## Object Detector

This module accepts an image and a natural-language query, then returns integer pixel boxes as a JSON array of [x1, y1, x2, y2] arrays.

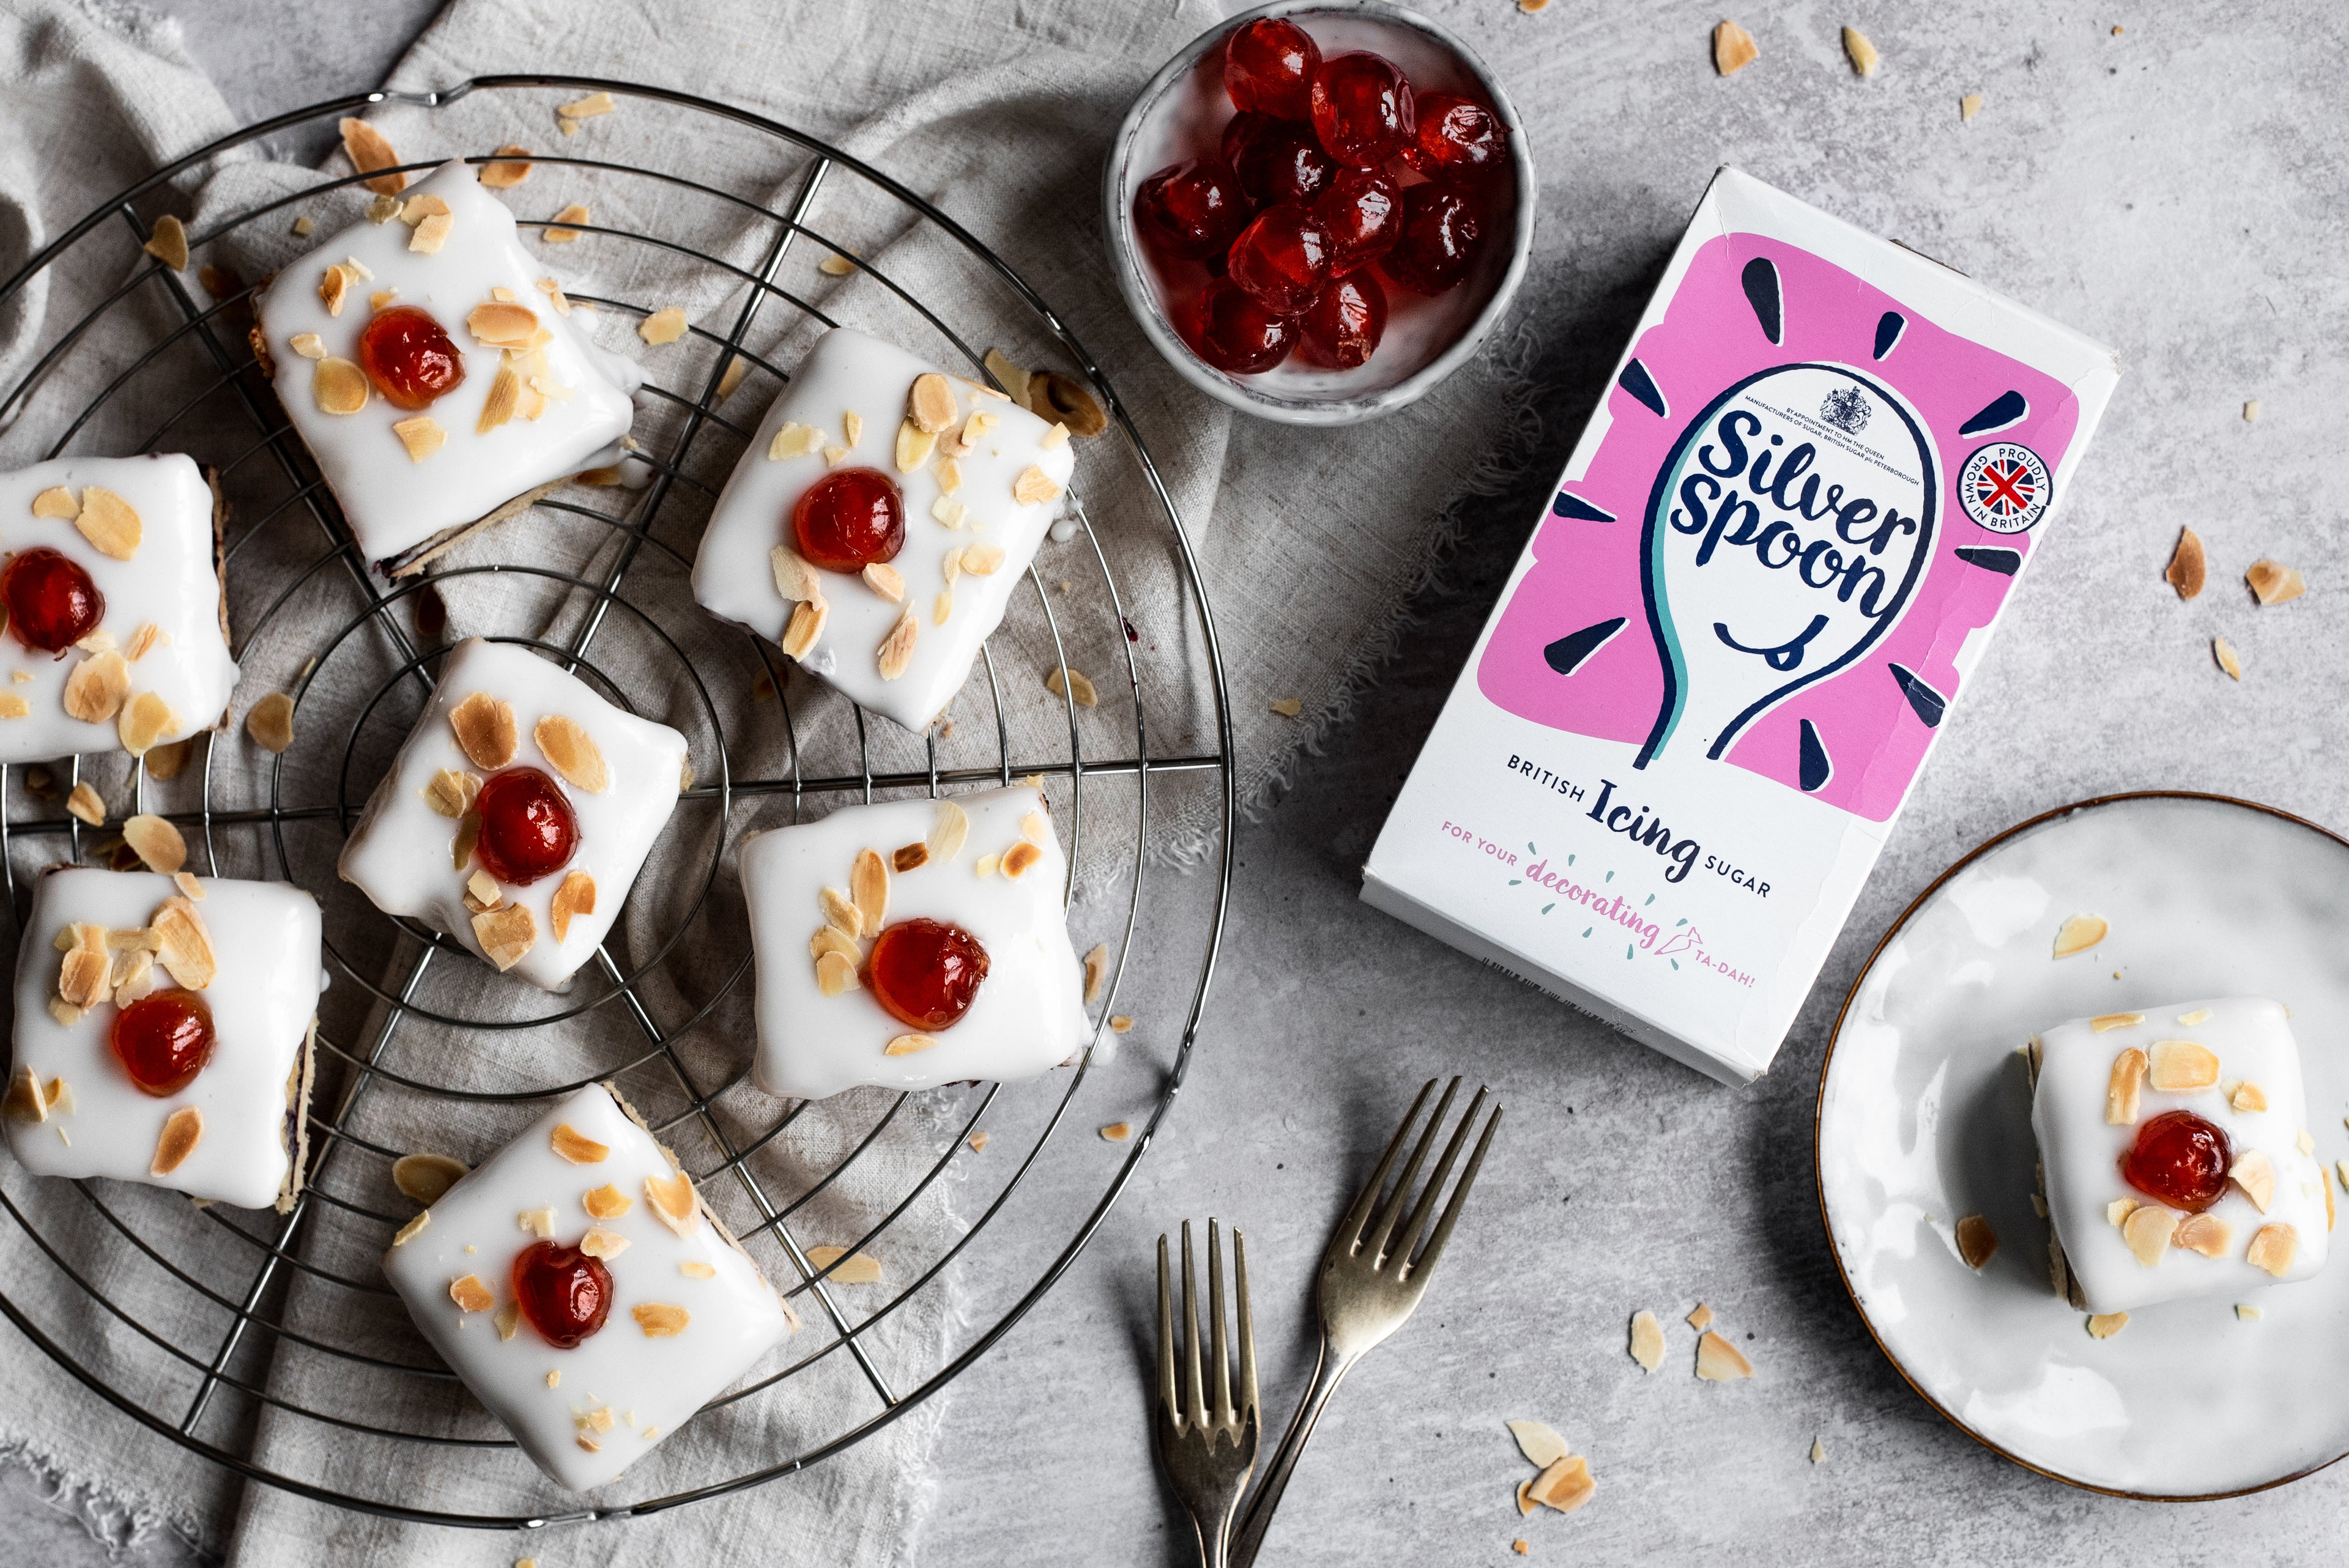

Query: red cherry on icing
[[357, 305, 466, 411], [1135, 157, 1252, 263], [512, 1239, 613, 1349], [1378, 182, 1486, 297], [1175, 277, 1298, 375], [1308, 51, 1416, 169], [1223, 17, 1322, 120], [2120, 1109, 2233, 1213], [1403, 92, 1510, 177], [1312, 167, 1403, 274], [867, 917, 992, 1032], [472, 766, 579, 886], [1226, 204, 1331, 317], [1298, 271, 1388, 370], [1, 547, 103, 653], [792, 467, 906, 574], [1226, 118, 1334, 210], [109, 991, 215, 1097]]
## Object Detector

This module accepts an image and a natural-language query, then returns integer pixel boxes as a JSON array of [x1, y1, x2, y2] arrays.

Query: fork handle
[[1226, 1337, 1357, 1568]]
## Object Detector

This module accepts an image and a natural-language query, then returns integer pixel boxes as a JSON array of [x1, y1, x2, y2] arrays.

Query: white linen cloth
[[0, 0, 1537, 1560]]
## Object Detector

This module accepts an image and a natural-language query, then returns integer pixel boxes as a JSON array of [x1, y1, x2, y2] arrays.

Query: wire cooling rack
[[0, 78, 1233, 1529]]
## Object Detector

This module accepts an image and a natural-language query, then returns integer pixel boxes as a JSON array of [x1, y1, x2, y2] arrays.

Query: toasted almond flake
[[2164, 527, 2206, 599], [967, 1130, 990, 1155], [1841, 24, 1879, 76], [2173, 1212, 2232, 1257], [639, 306, 688, 347], [1507, 1419, 1570, 1470], [2247, 558, 2307, 606], [1959, 91, 1985, 123], [472, 902, 535, 970], [973, 852, 1000, 879], [65, 486, 139, 563], [2243, 397, 2260, 420], [934, 459, 965, 499], [311, 353, 371, 416], [2177, 1008, 2214, 1027], [2086, 1312, 2129, 1339], [1515, 1478, 1537, 1517], [0, 693, 26, 720], [450, 809, 481, 871], [448, 1273, 494, 1312], [2248, 1222, 2299, 1277], [461, 868, 502, 914], [471, 363, 521, 434], [3, 1065, 46, 1125], [280, 333, 329, 367], [858, 562, 907, 604], [449, 692, 518, 769], [876, 606, 918, 681], [896, 420, 937, 472], [1110, 1015, 1135, 1034], [768, 544, 823, 604], [543, 1123, 610, 1167], [236, 693, 296, 756], [851, 848, 890, 931], [1628, 1309, 1664, 1371], [393, 1210, 431, 1246], [883, 1032, 941, 1057], [57, 948, 107, 1010], [818, 444, 849, 468], [815, 252, 856, 276], [1000, 840, 1043, 881], [2214, 635, 2243, 680], [151, 1106, 202, 1175], [1099, 1121, 1133, 1142], [120, 813, 186, 874], [2108, 1197, 2140, 1227], [820, 886, 863, 938], [2148, 1039, 2219, 1093], [384, 413, 447, 463], [364, 194, 399, 224], [815, 949, 859, 996], [2106, 1048, 2147, 1125], [931, 495, 967, 528], [1012, 465, 1062, 507], [45, 997, 82, 1027], [530, 714, 608, 794], [642, 1170, 699, 1237], [809, 925, 859, 965], [1713, 18, 1759, 74], [2123, 1203, 2178, 1265], [514, 1207, 556, 1239], [981, 349, 1033, 407], [768, 421, 822, 460], [532, 871, 593, 947], [406, 210, 454, 254], [2053, 914, 2107, 958], [466, 301, 540, 348], [1695, 1328, 1754, 1380], [1081, 942, 1110, 1004], [2091, 1012, 2144, 1033], [142, 214, 190, 270], [425, 769, 481, 819], [2232, 1081, 2269, 1113], [543, 203, 590, 242], [558, 91, 616, 120], [338, 117, 406, 194], [1041, 421, 1070, 450], [392, 1153, 468, 1205], [59, 651, 128, 728], [908, 374, 957, 435], [1526, 1454, 1594, 1514], [629, 1302, 689, 1337], [1955, 1214, 1998, 1270], [152, 895, 216, 989], [29, 486, 79, 521], [806, 1246, 883, 1284], [120, 621, 168, 665], [949, 410, 996, 456], [1011, 812, 1048, 849], [579, 1226, 630, 1260], [117, 691, 174, 756], [475, 145, 534, 187]]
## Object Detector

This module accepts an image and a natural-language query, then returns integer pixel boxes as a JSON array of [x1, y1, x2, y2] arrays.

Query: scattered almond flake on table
[[543, 204, 590, 243], [1841, 25, 1879, 76], [392, 1152, 467, 1204], [1685, 1302, 1712, 1332], [1956, 1214, 1998, 1270], [2244, 398, 2260, 421], [2164, 526, 2206, 597], [2051, 913, 2107, 958], [1518, 0, 1548, 10], [1269, 697, 1302, 717], [639, 306, 688, 346], [1694, 1330, 1753, 1381], [1627, 1309, 1664, 1372], [64, 783, 104, 826], [968, 1131, 989, 1153], [806, 1245, 882, 1284], [1809, 1435, 1826, 1463], [2213, 635, 2243, 679], [142, 215, 188, 271], [1712, 18, 1758, 75], [1959, 92, 1984, 124], [479, 146, 533, 187], [1512, 1544, 1528, 1558], [1506, 1419, 1569, 1470], [2246, 558, 2306, 605], [121, 815, 185, 873], [818, 253, 856, 276], [338, 116, 406, 195], [1044, 667, 1097, 707], [558, 91, 617, 125], [1524, 1454, 1594, 1514], [2236, 1303, 2262, 1320], [1098, 1122, 1132, 1142], [291, 215, 314, 236], [2086, 1312, 2129, 1339]]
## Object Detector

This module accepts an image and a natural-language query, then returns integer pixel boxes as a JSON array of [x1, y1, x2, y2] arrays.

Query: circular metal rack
[[0, 78, 1233, 1529]]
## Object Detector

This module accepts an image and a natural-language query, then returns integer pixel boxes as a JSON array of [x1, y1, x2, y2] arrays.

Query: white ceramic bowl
[[1104, 0, 1536, 426]]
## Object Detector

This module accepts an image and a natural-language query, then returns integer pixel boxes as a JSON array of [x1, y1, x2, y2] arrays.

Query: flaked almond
[[1508, 1419, 1570, 1470], [425, 768, 481, 818], [680, 1260, 716, 1279], [2086, 1312, 2129, 1339], [2106, 1048, 2147, 1125], [62, 651, 130, 723], [579, 1226, 630, 1260], [64, 782, 105, 826], [815, 949, 859, 996], [365, 194, 399, 223], [643, 1170, 699, 1236], [1110, 1015, 1134, 1033], [112, 948, 156, 1008], [1526, 1454, 1594, 1515], [75, 486, 141, 559], [450, 692, 518, 769], [448, 1273, 494, 1312], [883, 1032, 941, 1056], [245, 690, 295, 753], [393, 1210, 430, 1246], [768, 421, 823, 461], [549, 870, 596, 944], [782, 597, 828, 660], [2091, 1012, 2144, 1033], [2299, 1128, 2317, 1156], [0, 694, 26, 720], [284, 332, 327, 362], [2052, 914, 2108, 958], [392, 1152, 468, 1205], [479, 145, 534, 187], [518, 1206, 556, 1238], [2123, 1203, 2178, 1265], [1841, 24, 1879, 75], [2108, 1197, 2139, 1227], [2215, 635, 2243, 680], [2173, 1211, 2232, 1257], [1040, 421, 1070, 450], [119, 691, 174, 756], [885, 842, 927, 877], [151, 1106, 202, 1175], [2232, 1149, 2277, 1212], [1955, 1214, 1998, 1270], [462, 868, 502, 914], [142, 214, 190, 271], [1628, 1310, 1664, 1371], [770, 544, 822, 602], [633, 1302, 689, 1337], [2165, 527, 2206, 598], [895, 420, 937, 473], [318, 261, 353, 315], [471, 901, 536, 971], [543, 202, 590, 242], [558, 90, 617, 120], [908, 372, 958, 435], [973, 851, 1000, 879], [959, 542, 1006, 575], [1694, 1331, 1753, 1381], [932, 495, 967, 530], [876, 606, 918, 681], [386, 413, 446, 462], [863, 562, 906, 602], [122, 814, 186, 873], [639, 306, 688, 346], [2247, 1222, 2298, 1277], [1012, 465, 1062, 506], [408, 211, 453, 254], [2, 1065, 45, 1125], [809, 925, 859, 964], [807, 1245, 883, 1284], [2233, 1082, 2269, 1113], [851, 846, 889, 930], [1000, 840, 1042, 880], [339, 116, 406, 194], [451, 809, 481, 870], [492, 1300, 521, 1340], [466, 302, 540, 350], [982, 348, 1032, 405], [817, 252, 855, 276], [30, 486, 79, 520], [551, 1122, 610, 1164], [533, 714, 608, 793], [968, 1131, 990, 1153], [313, 356, 368, 414], [150, 895, 215, 989], [1031, 372, 1106, 436], [477, 364, 521, 433], [820, 885, 863, 937], [2247, 558, 2306, 606], [125, 622, 165, 661], [1099, 1122, 1133, 1142], [937, 457, 963, 494], [948, 410, 996, 456], [1687, 1303, 1714, 1331], [1044, 666, 1097, 707], [58, 944, 108, 1009], [1713, 17, 1758, 74], [45, 997, 83, 1027], [1959, 91, 1985, 124], [923, 802, 971, 867], [2148, 1039, 2219, 1093], [1083, 942, 1110, 1003]]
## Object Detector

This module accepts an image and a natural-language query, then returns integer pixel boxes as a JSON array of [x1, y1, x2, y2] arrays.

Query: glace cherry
[[1226, 117, 1334, 210], [1176, 276, 1298, 375], [792, 467, 906, 574], [2120, 1109, 2233, 1213], [1379, 183, 1486, 296], [1, 547, 103, 653], [512, 1239, 613, 1348], [109, 991, 216, 1097], [1405, 92, 1510, 177], [1134, 157, 1252, 263], [866, 917, 991, 1032], [1313, 168, 1402, 274], [1222, 17, 1321, 120], [1226, 204, 1331, 317], [1299, 271, 1387, 369], [357, 305, 466, 410], [1308, 51, 1416, 169], [472, 766, 579, 886]]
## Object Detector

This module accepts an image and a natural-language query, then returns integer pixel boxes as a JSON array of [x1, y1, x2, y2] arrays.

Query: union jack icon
[[1971, 455, 2038, 519]]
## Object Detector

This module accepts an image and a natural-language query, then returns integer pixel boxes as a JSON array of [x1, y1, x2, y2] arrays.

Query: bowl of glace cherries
[[1107, 1, 1534, 425]]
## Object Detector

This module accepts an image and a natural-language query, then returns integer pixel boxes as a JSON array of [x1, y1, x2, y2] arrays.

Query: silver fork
[[1154, 1219, 1260, 1568], [1228, 1078, 1501, 1568]]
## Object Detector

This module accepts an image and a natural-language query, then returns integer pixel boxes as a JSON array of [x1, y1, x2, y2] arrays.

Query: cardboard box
[[1362, 166, 2120, 1085]]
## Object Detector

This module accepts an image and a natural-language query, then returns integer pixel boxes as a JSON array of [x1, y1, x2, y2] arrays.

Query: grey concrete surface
[[17, 1, 2349, 1564]]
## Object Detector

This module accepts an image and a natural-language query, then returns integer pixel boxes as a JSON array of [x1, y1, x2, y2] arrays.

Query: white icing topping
[[742, 785, 1088, 1100], [3, 870, 322, 1209], [691, 328, 1076, 731], [254, 160, 636, 563], [336, 638, 686, 991], [0, 454, 239, 763], [379, 1084, 792, 1492]]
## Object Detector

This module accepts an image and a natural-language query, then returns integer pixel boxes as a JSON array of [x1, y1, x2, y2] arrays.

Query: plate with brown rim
[[1816, 791, 2349, 1498]]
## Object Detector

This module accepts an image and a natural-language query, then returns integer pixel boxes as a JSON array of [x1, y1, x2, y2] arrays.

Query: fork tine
[[1338, 1077, 1436, 1251], [1367, 1077, 1460, 1265], [1156, 1232, 1177, 1417], [1390, 1084, 1488, 1269], [1181, 1218, 1205, 1427], [1402, 1103, 1501, 1284], [1234, 1226, 1258, 1426], [1208, 1218, 1233, 1430]]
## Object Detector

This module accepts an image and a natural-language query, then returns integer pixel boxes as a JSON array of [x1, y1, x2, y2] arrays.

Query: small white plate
[[1817, 792, 2349, 1498]]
